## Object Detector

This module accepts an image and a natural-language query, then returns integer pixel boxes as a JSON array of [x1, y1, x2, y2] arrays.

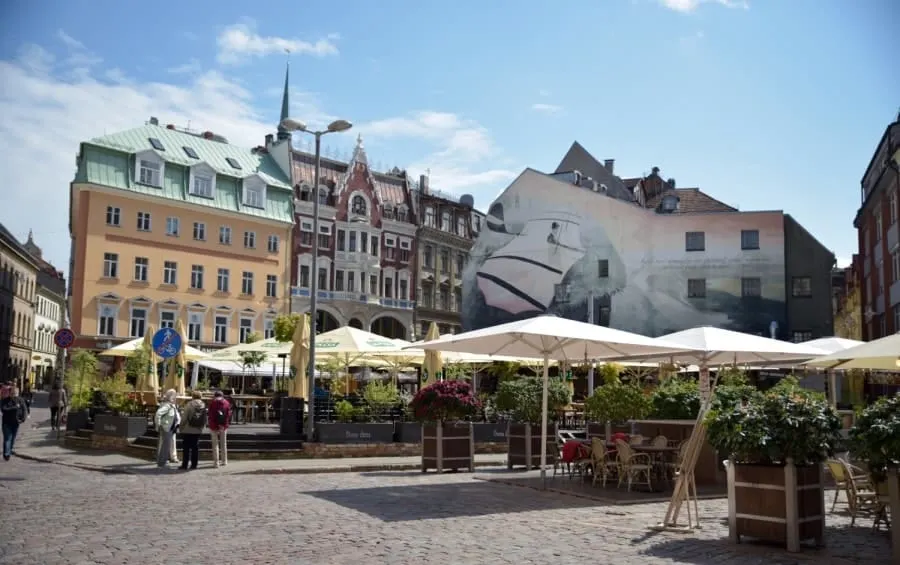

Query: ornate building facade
[[0, 222, 37, 387]]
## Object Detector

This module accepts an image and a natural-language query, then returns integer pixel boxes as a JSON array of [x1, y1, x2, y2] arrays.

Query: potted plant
[[706, 377, 841, 552], [316, 381, 397, 444], [495, 376, 570, 470], [584, 367, 651, 439], [64, 349, 97, 433], [92, 371, 148, 439], [411, 380, 480, 472]]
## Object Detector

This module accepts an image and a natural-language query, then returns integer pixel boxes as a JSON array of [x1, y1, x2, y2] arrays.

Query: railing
[[290, 287, 414, 310]]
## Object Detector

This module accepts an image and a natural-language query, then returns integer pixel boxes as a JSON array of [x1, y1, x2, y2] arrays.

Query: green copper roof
[[74, 124, 293, 224]]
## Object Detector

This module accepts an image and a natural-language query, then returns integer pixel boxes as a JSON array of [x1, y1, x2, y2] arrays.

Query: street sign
[[151, 328, 182, 359], [54, 328, 76, 349]]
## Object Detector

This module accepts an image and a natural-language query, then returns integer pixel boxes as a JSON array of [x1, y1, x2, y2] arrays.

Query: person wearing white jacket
[[154, 389, 181, 469]]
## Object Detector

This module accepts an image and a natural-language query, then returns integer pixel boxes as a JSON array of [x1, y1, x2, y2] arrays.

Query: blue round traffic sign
[[54, 328, 75, 349], [151, 328, 182, 359]]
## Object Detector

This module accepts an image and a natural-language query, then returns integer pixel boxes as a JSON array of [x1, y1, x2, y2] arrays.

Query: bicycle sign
[[54, 328, 76, 349], [151, 328, 182, 359]]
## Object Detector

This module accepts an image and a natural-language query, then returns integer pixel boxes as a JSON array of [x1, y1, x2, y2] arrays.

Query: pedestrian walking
[[1, 387, 29, 461], [153, 389, 180, 469], [207, 390, 231, 468], [179, 391, 206, 471], [48, 382, 67, 431]]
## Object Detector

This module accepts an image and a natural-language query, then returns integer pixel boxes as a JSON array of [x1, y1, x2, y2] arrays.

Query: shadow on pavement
[[305, 480, 605, 522]]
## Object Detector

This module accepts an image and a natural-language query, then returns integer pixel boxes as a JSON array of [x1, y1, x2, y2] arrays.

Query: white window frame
[[239, 316, 254, 343], [106, 206, 121, 227], [193, 222, 206, 241], [137, 212, 151, 232], [299, 221, 313, 232], [133, 257, 148, 282], [103, 253, 119, 279], [266, 274, 277, 298], [214, 314, 229, 344], [165, 216, 179, 236], [385, 237, 396, 248], [267, 235, 279, 253], [219, 225, 232, 245], [399, 238, 410, 250], [241, 271, 254, 295], [187, 311, 203, 342], [319, 224, 332, 235], [136, 153, 164, 187], [159, 309, 176, 330], [217, 268, 230, 293], [163, 261, 177, 285], [242, 177, 267, 209], [264, 317, 275, 339], [425, 207, 435, 227], [97, 303, 118, 336], [190, 165, 216, 199], [190, 265, 204, 289], [129, 306, 147, 338], [244, 231, 256, 249]]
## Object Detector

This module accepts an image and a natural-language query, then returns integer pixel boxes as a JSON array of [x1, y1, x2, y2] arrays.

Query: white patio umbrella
[[99, 336, 208, 362], [805, 333, 900, 371], [412, 314, 698, 482]]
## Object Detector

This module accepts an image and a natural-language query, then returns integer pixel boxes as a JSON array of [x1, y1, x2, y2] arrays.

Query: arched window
[[351, 195, 367, 216], [318, 188, 328, 206]]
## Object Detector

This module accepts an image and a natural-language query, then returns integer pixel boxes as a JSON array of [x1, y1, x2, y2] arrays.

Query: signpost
[[54, 328, 75, 350], [151, 328, 182, 360]]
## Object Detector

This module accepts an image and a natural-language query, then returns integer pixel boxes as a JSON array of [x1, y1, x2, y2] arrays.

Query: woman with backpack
[[179, 391, 206, 471], [153, 389, 181, 469]]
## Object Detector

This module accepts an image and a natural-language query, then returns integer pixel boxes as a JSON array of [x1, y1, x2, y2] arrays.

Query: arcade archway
[[314, 310, 340, 334], [348, 318, 364, 330], [370, 316, 407, 340]]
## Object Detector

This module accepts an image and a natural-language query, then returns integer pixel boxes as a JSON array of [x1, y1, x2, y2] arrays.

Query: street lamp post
[[280, 117, 353, 441]]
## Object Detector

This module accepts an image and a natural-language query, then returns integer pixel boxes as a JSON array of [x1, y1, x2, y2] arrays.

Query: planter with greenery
[[64, 349, 97, 432], [584, 365, 651, 439], [495, 376, 569, 470], [91, 371, 147, 438], [412, 380, 480, 472], [316, 381, 397, 444], [707, 377, 840, 552]]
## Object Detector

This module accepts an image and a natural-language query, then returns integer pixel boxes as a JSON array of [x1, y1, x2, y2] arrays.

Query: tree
[[123, 342, 152, 385], [834, 287, 862, 340], [274, 314, 303, 342], [66, 349, 98, 410], [239, 332, 268, 372]]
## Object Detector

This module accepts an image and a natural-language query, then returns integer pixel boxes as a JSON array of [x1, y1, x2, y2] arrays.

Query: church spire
[[351, 134, 368, 165], [276, 61, 291, 141]]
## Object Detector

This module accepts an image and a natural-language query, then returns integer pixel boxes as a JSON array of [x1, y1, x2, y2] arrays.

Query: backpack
[[213, 400, 228, 427], [187, 405, 206, 428]]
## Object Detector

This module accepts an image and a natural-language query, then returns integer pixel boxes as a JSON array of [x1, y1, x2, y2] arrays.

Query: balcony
[[291, 287, 414, 310]]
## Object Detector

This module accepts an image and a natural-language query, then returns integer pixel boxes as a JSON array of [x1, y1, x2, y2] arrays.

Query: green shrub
[[849, 393, 900, 480], [494, 376, 571, 424], [362, 380, 399, 421], [650, 378, 700, 420], [335, 400, 355, 423], [584, 381, 651, 423]]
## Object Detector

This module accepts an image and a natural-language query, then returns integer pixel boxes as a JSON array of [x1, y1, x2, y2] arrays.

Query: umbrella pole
[[539, 353, 550, 489]]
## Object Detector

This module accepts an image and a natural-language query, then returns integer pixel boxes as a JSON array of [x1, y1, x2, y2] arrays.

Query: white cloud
[[217, 23, 338, 64], [57, 29, 85, 50], [531, 103, 562, 114], [660, 0, 748, 12]]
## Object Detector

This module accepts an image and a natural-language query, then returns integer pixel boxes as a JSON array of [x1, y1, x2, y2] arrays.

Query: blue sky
[[0, 0, 897, 274]]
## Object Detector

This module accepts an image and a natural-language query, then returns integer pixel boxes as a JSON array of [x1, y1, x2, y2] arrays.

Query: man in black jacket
[[1, 387, 28, 461]]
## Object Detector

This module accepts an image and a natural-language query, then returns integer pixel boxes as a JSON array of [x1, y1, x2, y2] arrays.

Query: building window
[[349, 231, 357, 252], [439, 287, 450, 310], [103, 253, 118, 278], [192, 174, 214, 198], [299, 265, 310, 288], [360, 273, 367, 294], [98, 304, 116, 336], [241, 272, 254, 295], [244, 231, 256, 249], [214, 315, 228, 344], [244, 183, 265, 208], [264, 318, 275, 339], [351, 195, 367, 216], [188, 312, 202, 342], [360, 233, 369, 254], [597, 260, 609, 278], [336, 229, 345, 251], [740, 229, 759, 250], [217, 268, 229, 293], [318, 225, 331, 248], [875, 205, 883, 238], [318, 268, 328, 291], [267, 235, 279, 253], [399, 248, 410, 263], [106, 206, 120, 226], [137, 212, 151, 231], [425, 207, 435, 227], [456, 253, 465, 274], [371, 236, 378, 257], [741, 277, 762, 298], [687, 278, 707, 298], [133, 257, 148, 282], [347, 272, 356, 292], [318, 188, 328, 206], [456, 216, 466, 236], [191, 265, 204, 289], [791, 276, 812, 298], [130, 307, 147, 338], [334, 270, 344, 291], [138, 159, 161, 186], [165, 216, 179, 236], [219, 226, 232, 245], [892, 249, 900, 283], [440, 250, 449, 274], [424, 245, 433, 268], [266, 275, 277, 297], [891, 191, 898, 226], [384, 277, 393, 298], [454, 288, 462, 311], [193, 222, 206, 241], [160, 310, 175, 330], [685, 231, 705, 252], [441, 211, 452, 231], [399, 279, 408, 300], [239, 317, 253, 343], [162, 261, 177, 285], [791, 331, 812, 343], [554, 283, 570, 303]]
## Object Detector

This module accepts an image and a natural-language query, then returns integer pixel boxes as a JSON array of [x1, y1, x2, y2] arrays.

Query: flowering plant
[[410, 380, 480, 423]]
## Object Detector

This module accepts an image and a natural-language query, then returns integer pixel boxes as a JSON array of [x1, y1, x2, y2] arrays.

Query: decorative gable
[[242, 174, 268, 209]]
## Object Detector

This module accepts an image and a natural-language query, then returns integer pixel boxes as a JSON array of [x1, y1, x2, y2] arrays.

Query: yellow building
[[68, 119, 294, 352]]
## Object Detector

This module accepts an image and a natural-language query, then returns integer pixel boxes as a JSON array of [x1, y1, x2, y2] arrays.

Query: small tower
[[276, 62, 291, 142]]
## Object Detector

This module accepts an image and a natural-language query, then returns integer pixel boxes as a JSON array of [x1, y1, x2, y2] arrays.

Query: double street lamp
[[280, 117, 353, 440]]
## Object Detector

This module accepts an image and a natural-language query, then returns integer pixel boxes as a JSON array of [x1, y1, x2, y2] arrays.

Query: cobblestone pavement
[[0, 456, 890, 565]]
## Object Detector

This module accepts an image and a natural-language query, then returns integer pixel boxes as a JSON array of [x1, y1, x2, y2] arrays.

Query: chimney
[[166, 124, 175, 130], [651, 166, 660, 176], [604, 159, 615, 174], [265, 133, 274, 146], [203, 131, 214, 139], [419, 174, 429, 194], [667, 178, 676, 188], [149, 116, 159, 126]]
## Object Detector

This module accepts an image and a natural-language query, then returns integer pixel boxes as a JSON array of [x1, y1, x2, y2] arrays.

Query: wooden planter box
[[724, 459, 825, 552], [886, 468, 900, 565], [395, 422, 421, 443], [507, 422, 557, 470], [316, 423, 395, 444], [422, 422, 474, 473], [93, 414, 148, 439], [473, 422, 507, 443], [65, 409, 91, 433]]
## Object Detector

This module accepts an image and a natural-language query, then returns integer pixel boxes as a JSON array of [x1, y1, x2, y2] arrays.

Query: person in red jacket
[[207, 391, 232, 468]]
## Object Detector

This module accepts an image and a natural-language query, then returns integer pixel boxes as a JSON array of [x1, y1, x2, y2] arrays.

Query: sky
[[0, 0, 897, 275]]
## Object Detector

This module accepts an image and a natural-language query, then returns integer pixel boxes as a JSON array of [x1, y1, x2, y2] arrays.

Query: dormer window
[[243, 179, 266, 209], [189, 164, 215, 199], [661, 195, 678, 212], [318, 188, 328, 206], [351, 195, 367, 216], [382, 205, 395, 220], [396, 205, 408, 223], [298, 184, 311, 202], [137, 155, 163, 187]]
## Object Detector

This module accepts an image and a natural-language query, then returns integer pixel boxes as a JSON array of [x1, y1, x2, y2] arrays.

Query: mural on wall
[[461, 170, 787, 337]]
